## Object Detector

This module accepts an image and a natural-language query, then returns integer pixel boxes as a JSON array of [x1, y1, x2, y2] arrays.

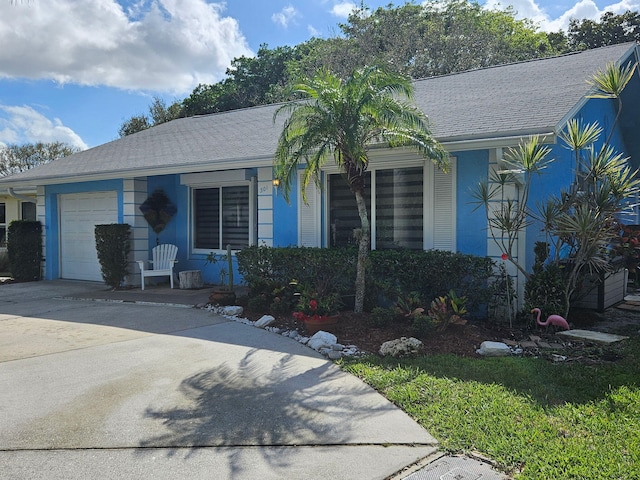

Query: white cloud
[[331, 2, 356, 18], [0, 0, 253, 94], [0, 105, 88, 150], [485, 0, 640, 32], [272, 5, 300, 28], [307, 24, 322, 37]]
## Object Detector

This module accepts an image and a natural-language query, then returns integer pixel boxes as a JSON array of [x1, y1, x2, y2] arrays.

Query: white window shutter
[[432, 158, 456, 251], [298, 172, 321, 247]]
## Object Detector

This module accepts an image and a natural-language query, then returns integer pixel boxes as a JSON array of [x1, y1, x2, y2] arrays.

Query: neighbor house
[[0, 188, 36, 252], [1, 43, 638, 301]]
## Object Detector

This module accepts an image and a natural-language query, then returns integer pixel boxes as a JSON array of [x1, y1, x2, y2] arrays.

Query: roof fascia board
[[0, 133, 558, 188], [441, 132, 557, 152], [0, 155, 274, 187]]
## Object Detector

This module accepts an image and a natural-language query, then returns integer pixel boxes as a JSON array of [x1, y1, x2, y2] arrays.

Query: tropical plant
[[273, 66, 448, 313], [292, 287, 342, 320], [472, 62, 640, 317], [427, 289, 468, 332]]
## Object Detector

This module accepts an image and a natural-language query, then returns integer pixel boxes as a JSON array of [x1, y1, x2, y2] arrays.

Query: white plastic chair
[[136, 244, 178, 290]]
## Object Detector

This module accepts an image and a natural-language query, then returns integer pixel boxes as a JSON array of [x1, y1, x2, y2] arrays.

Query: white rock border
[[203, 305, 366, 360]]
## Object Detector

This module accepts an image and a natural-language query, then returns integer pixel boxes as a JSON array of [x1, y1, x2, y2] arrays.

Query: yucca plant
[[472, 62, 640, 317]]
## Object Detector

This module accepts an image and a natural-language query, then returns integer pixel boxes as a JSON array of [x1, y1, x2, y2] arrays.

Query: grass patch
[[342, 336, 640, 479]]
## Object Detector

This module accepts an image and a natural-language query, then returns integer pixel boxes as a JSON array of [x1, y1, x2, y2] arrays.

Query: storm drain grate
[[403, 455, 506, 480]]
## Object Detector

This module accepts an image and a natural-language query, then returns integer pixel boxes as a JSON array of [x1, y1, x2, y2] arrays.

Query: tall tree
[[118, 96, 182, 137], [295, 1, 555, 80], [567, 11, 640, 50], [0, 141, 80, 176], [274, 66, 448, 313], [182, 44, 299, 117]]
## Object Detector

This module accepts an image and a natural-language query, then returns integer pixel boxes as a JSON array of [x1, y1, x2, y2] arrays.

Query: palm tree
[[274, 66, 448, 313]]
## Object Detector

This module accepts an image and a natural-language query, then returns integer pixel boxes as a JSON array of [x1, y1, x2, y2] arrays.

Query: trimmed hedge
[[7, 220, 42, 282], [369, 249, 494, 313], [95, 224, 131, 289], [237, 246, 356, 296], [237, 246, 494, 314]]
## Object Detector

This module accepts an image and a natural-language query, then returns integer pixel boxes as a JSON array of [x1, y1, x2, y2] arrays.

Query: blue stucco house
[[1, 43, 639, 300]]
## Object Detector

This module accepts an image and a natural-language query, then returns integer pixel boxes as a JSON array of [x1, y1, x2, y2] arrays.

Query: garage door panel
[[60, 192, 118, 282]]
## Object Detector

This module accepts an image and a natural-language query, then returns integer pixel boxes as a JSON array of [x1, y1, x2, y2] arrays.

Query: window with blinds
[[329, 168, 424, 250], [194, 186, 249, 250], [328, 162, 454, 252], [376, 167, 423, 250], [329, 173, 370, 247]]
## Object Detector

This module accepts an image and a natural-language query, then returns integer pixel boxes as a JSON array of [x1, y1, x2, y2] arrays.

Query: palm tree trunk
[[353, 187, 370, 313]]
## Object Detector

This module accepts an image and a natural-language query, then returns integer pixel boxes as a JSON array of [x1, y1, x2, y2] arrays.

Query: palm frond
[[586, 61, 637, 99], [558, 119, 602, 150]]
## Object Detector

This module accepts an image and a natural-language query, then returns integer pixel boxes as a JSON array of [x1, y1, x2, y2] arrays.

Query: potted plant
[[292, 287, 343, 334]]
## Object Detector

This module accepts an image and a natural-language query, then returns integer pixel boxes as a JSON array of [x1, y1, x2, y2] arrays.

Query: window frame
[[20, 201, 36, 221], [322, 149, 456, 251], [189, 179, 257, 255]]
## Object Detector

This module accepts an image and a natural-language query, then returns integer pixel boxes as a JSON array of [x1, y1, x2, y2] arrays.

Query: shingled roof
[[2, 42, 637, 186]]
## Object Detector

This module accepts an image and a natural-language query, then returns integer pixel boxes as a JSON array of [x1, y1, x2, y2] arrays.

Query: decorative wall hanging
[[139, 189, 177, 237]]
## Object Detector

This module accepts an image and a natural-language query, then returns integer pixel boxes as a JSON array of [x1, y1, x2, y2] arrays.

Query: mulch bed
[[238, 297, 640, 360]]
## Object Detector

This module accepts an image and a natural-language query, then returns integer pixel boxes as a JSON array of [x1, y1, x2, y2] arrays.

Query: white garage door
[[60, 191, 118, 281]]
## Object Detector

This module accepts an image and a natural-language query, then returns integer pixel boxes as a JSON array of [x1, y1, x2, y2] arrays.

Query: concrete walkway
[[0, 280, 440, 479]]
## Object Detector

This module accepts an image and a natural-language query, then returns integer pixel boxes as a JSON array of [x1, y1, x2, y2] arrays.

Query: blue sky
[[1, 0, 638, 150]]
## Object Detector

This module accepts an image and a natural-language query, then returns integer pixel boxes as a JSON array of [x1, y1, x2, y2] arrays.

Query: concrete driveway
[[0, 281, 438, 479]]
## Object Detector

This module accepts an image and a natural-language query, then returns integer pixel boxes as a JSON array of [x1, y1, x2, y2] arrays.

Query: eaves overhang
[[438, 130, 558, 152], [0, 154, 275, 188]]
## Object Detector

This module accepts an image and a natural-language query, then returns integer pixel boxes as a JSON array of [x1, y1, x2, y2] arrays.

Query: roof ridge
[[412, 42, 638, 84]]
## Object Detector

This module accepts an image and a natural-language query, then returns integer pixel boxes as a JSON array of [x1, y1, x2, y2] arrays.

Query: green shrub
[[237, 245, 356, 297], [371, 306, 397, 327], [247, 294, 270, 313], [237, 246, 494, 316], [270, 297, 292, 316], [524, 242, 566, 317], [369, 249, 493, 316], [95, 224, 131, 289], [7, 220, 42, 282], [411, 313, 436, 336], [0, 250, 9, 274]]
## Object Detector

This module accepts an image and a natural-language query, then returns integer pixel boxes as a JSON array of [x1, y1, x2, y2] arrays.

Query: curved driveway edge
[[0, 281, 437, 479]]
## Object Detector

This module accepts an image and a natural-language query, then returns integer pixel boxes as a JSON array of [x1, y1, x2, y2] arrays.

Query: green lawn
[[342, 336, 640, 479]]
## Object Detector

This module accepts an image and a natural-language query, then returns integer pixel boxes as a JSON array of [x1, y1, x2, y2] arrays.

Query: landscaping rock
[[476, 341, 511, 356], [222, 305, 244, 317], [307, 331, 338, 351], [254, 314, 275, 328], [379, 337, 423, 357], [328, 350, 343, 360]]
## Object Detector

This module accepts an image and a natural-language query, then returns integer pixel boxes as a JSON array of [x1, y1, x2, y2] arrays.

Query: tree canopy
[[118, 96, 182, 137], [566, 11, 640, 51], [117, 1, 640, 137], [295, 0, 555, 80], [0, 141, 80, 177]]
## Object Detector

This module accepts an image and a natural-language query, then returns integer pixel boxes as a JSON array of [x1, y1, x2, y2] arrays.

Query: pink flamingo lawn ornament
[[531, 308, 570, 331]]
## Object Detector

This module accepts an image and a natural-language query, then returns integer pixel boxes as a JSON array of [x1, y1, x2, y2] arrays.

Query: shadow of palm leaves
[[139, 349, 395, 458]]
